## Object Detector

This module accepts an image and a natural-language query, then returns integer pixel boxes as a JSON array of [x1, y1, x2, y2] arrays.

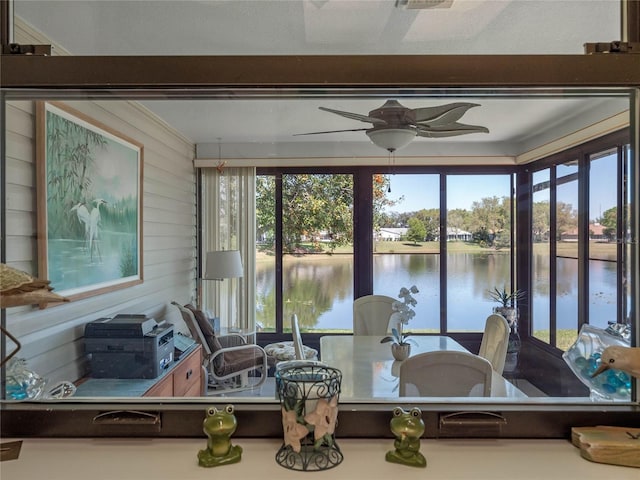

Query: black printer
[[84, 314, 175, 379]]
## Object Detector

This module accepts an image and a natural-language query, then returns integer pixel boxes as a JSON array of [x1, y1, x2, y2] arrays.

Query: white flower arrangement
[[382, 285, 419, 347], [392, 285, 419, 325]]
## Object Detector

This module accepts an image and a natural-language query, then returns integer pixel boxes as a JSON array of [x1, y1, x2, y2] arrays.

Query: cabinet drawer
[[183, 380, 202, 397], [144, 375, 173, 397], [173, 347, 202, 396]]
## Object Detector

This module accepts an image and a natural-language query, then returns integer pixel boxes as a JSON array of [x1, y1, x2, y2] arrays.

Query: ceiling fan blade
[[319, 106, 388, 126], [415, 123, 489, 138], [412, 103, 480, 125], [294, 128, 370, 136]]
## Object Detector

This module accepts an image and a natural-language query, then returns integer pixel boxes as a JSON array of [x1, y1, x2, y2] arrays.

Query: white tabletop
[[320, 335, 526, 399]]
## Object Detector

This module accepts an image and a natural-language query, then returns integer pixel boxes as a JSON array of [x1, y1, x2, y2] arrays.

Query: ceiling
[[12, 1, 627, 160]]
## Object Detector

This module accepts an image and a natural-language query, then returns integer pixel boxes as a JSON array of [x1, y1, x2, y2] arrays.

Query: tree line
[[256, 174, 607, 252]]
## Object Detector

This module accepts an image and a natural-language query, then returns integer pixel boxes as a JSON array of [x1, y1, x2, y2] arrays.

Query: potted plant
[[488, 286, 525, 373], [488, 286, 525, 327], [380, 285, 419, 361], [381, 327, 416, 361]]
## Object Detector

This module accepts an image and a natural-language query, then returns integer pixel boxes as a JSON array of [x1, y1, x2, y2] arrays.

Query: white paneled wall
[[4, 98, 196, 385]]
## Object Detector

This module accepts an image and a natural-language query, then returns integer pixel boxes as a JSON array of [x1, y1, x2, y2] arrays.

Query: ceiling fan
[[295, 100, 489, 152]]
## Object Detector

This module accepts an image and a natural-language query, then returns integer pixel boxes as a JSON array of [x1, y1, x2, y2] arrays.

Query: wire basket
[[275, 362, 343, 471]]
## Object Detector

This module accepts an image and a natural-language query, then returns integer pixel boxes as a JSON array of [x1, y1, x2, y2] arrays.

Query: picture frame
[[36, 101, 144, 302]]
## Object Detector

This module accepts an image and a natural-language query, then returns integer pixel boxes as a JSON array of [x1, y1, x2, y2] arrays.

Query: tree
[[532, 201, 550, 242], [414, 208, 439, 241], [256, 175, 276, 247], [598, 206, 617, 240], [556, 201, 578, 238], [373, 174, 403, 234], [406, 217, 426, 245], [282, 174, 353, 252], [469, 196, 509, 247]]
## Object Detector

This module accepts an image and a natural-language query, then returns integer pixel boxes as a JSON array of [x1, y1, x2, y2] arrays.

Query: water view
[[255, 251, 617, 334]]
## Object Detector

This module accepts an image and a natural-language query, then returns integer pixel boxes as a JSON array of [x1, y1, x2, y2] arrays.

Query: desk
[[320, 335, 525, 399], [75, 345, 203, 397]]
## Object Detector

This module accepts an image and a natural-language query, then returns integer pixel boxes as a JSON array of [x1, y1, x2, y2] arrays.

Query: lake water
[[256, 252, 618, 332]]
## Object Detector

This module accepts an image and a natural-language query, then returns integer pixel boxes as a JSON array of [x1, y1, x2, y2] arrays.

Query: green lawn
[[532, 329, 577, 351], [258, 240, 617, 258]]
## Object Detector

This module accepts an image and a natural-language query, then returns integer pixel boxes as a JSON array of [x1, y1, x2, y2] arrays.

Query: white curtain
[[201, 167, 256, 331]]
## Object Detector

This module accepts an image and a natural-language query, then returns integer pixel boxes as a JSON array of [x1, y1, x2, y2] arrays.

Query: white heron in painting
[[88, 198, 108, 262], [70, 202, 90, 249]]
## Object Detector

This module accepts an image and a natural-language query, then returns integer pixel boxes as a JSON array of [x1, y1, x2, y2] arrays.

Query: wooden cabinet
[[144, 345, 203, 397]]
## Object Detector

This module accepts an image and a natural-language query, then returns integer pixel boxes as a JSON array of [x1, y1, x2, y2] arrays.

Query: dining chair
[[399, 351, 493, 397], [171, 301, 268, 393], [264, 314, 319, 363], [478, 313, 510, 375], [353, 294, 396, 336], [291, 313, 305, 360]]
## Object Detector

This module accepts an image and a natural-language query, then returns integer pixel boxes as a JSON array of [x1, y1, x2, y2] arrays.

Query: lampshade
[[366, 128, 416, 152], [203, 250, 244, 280]]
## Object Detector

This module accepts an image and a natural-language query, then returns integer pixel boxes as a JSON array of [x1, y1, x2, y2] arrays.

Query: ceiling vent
[[396, 0, 454, 9]]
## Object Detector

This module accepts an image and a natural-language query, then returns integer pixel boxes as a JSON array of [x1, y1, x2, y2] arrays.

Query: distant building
[[561, 223, 608, 242], [376, 227, 407, 241], [446, 227, 472, 242]]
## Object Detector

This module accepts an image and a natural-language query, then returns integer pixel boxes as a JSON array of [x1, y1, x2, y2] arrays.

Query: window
[[2, 54, 637, 439], [527, 133, 630, 351], [259, 170, 516, 335]]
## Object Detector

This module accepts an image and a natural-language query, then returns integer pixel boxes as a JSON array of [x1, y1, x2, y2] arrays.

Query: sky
[[384, 174, 511, 213], [384, 160, 618, 218]]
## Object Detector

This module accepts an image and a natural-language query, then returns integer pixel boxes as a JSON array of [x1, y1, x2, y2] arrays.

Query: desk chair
[[171, 302, 268, 393], [353, 294, 396, 336], [399, 351, 493, 397], [478, 313, 510, 375]]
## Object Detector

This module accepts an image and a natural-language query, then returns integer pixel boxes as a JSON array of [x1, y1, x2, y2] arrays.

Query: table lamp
[[203, 250, 244, 281]]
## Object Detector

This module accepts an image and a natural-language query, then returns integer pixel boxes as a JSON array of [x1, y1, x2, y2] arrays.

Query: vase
[[391, 343, 411, 361]]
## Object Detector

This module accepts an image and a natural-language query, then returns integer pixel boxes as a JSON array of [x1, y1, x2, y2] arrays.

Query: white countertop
[[1, 437, 637, 479]]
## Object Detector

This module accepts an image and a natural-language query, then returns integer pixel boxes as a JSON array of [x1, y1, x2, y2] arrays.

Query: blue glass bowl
[[562, 325, 631, 401]]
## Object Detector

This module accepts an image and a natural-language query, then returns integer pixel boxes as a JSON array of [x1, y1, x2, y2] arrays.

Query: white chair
[[399, 351, 493, 397], [353, 294, 396, 336], [291, 313, 305, 360], [478, 313, 510, 375], [264, 314, 318, 363]]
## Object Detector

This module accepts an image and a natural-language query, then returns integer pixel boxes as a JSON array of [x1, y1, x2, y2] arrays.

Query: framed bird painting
[[36, 101, 144, 303]]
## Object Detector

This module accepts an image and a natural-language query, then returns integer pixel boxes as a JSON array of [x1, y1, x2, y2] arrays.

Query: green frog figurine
[[197, 404, 242, 467], [385, 406, 427, 468]]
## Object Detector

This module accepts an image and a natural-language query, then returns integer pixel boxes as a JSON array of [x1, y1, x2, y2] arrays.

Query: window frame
[[256, 166, 519, 338], [1, 54, 638, 439], [519, 129, 631, 355]]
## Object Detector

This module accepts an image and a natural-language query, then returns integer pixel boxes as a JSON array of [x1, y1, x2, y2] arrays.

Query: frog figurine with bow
[[197, 404, 242, 467], [385, 406, 427, 468]]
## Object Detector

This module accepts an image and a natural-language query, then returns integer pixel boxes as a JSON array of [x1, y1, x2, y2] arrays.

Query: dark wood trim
[[2, 55, 639, 90], [1, 402, 638, 439], [353, 169, 373, 298], [624, 0, 640, 43]]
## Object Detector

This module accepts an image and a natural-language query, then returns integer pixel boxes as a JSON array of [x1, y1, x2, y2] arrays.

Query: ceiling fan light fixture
[[366, 128, 416, 152]]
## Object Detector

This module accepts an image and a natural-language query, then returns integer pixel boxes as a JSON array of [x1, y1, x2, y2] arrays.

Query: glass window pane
[[446, 175, 512, 332], [556, 161, 579, 350], [588, 150, 618, 329], [373, 174, 440, 333], [281, 173, 353, 332], [532, 169, 551, 343], [256, 175, 276, 332], [14, 1, 620, 55]]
